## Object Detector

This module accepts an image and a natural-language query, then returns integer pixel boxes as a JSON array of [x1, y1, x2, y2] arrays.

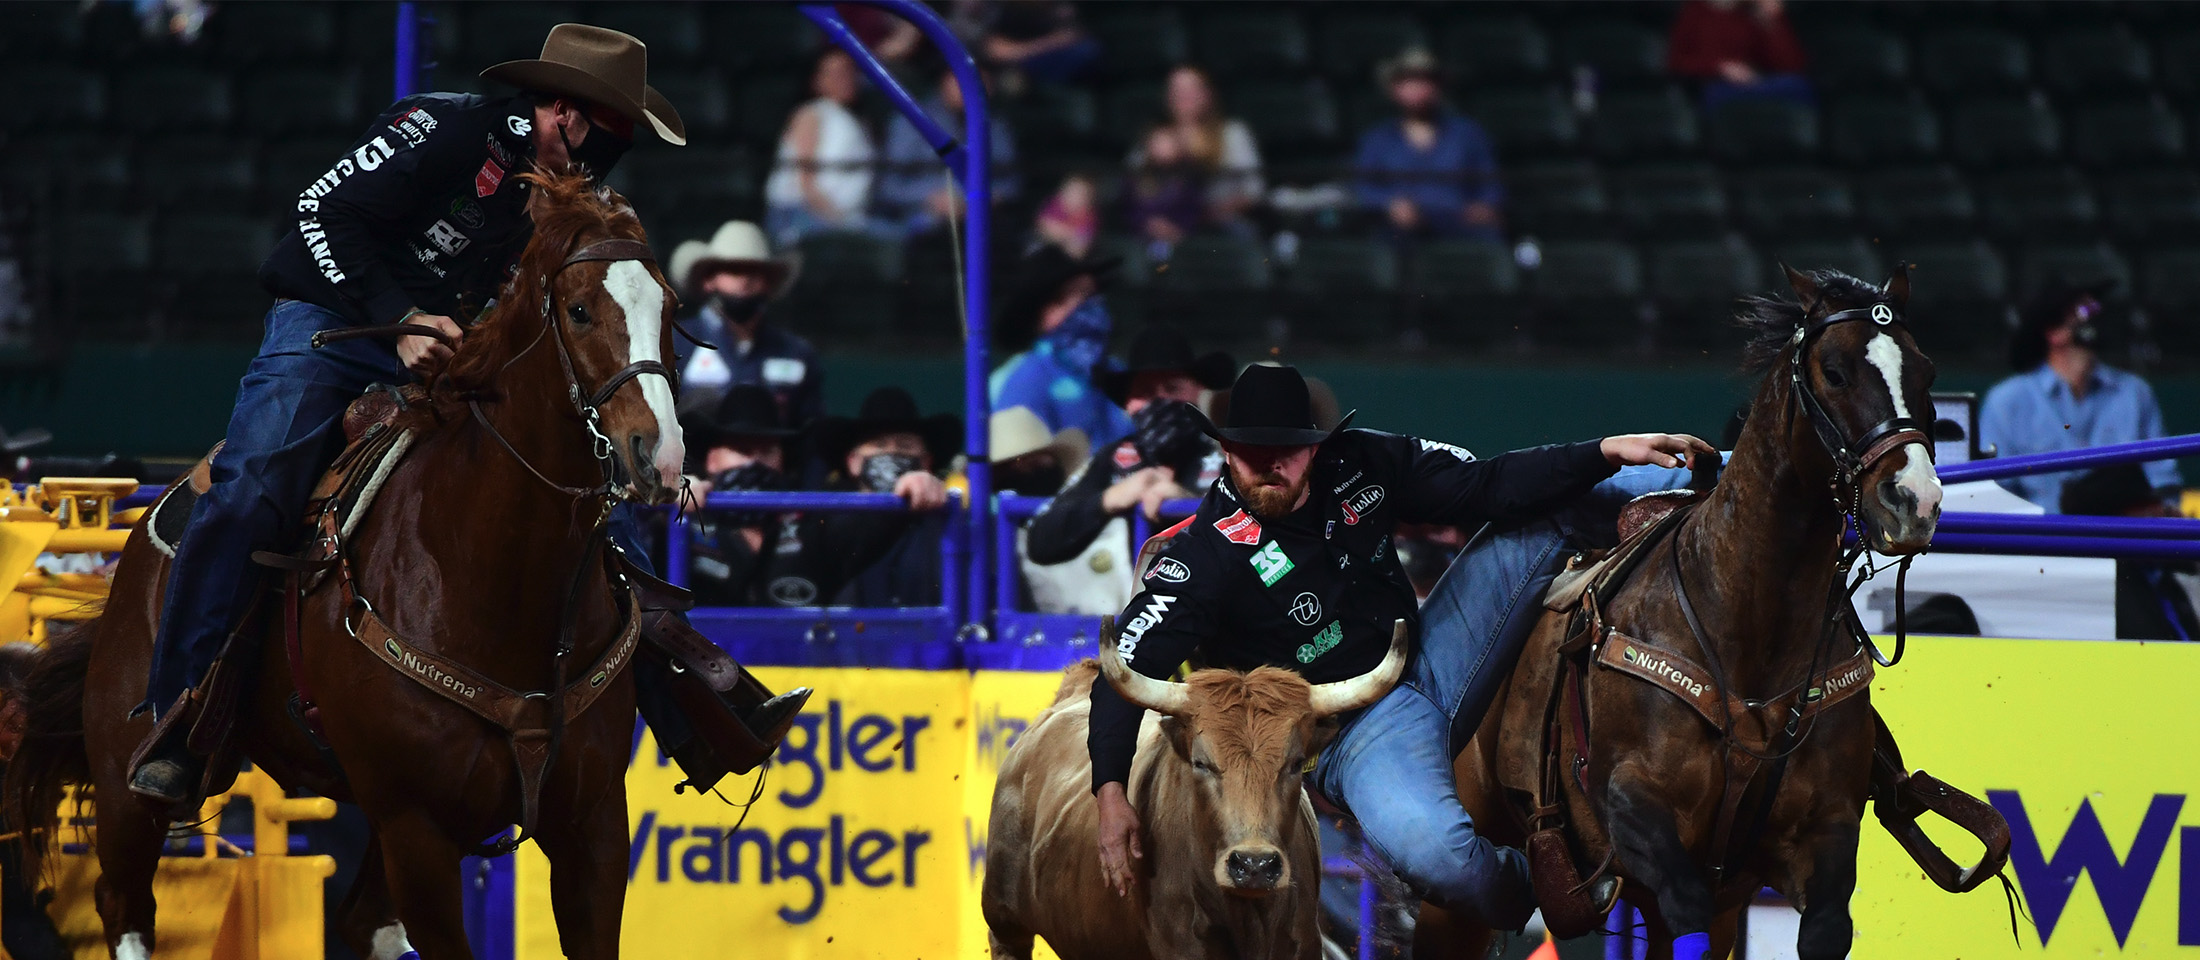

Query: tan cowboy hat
[[989, 406, 1089, 474], [1377, 46, 1441, 86], [671, 221, 800, 295], [481, 23, 686, 145]]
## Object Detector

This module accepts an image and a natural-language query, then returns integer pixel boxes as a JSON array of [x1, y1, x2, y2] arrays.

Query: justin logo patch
[[1341, 485, 1385, 525], [1215, 509, 1261, 545]]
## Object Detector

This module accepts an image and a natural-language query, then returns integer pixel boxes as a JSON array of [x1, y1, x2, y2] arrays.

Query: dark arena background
[[1, 2, 2198, 959]]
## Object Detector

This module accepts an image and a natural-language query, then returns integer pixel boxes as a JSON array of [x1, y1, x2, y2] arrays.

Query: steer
[[983, 619, 1408, 960]]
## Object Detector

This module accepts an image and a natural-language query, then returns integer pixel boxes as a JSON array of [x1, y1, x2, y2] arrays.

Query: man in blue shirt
[[1353, 48, 1504, 242], [1979, 281, 2181, 511], [989, 245, 1131, 455], [874, 66, 1019, 238]]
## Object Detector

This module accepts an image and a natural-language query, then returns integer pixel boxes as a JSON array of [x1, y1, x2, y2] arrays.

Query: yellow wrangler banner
[[511, 638, 2197, 957]]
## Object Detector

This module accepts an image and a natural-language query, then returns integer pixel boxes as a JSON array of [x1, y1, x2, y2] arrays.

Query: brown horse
[[1433, 267, 1949, 959], [11, 172, 682, 960]]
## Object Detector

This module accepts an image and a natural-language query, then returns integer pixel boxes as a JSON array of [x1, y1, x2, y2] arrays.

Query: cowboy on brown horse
[[128, 24, 805, 806]]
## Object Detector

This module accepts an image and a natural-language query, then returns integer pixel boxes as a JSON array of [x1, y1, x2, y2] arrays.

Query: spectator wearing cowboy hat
[[679, 385, 807, 606], [989, 244, 1129, 456], [668, 220, 822, 424], [1353, 47, 1504, 243], [1981, 279, 2180, 512], [991, 405, 1140, 616], [807, 387, 958, 606]]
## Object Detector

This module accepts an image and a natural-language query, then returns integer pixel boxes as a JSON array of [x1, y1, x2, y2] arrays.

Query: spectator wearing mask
[[1125, 126, 1208, 249], [876, 66, 1021, 238], [974, 0, 1099, 85], [668, 221, 822, 424], [989, 245, 1130, 455], [1126, 65, 1265, 232], [680, 385, 807, 606], [766, 49, 878, 245], [991, 406, 1110, 612], [2062, 464, 2199, 642], [1036, 173, 1099, 258], [1026, 330, 1236, 608], [813, 388, 957, 607], [1980, 281, 2180, 512], [1667, 0, 1812, 109], [1353, 48, 1503, 243]]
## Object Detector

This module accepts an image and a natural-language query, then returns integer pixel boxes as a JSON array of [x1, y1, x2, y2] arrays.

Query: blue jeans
[[146, 300, 405, 715], [1310, 465, 1691, 929]]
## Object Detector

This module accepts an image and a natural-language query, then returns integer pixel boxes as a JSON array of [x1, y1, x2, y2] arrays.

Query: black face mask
[[560, 111, 632, 179], [860, 452, 924, 492], [710, 461, 785, 527], [998, 464, 1067, 497], [711, 293, 767, 325]]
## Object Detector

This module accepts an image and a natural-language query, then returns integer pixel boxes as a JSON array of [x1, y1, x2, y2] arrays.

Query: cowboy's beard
[[1236, 466, 1309, 519]]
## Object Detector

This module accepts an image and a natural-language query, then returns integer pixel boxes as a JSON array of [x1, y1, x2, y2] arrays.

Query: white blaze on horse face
[[604, 259, 685, 490], [116, 933, 150, 960], [371, 921, 417, 960], [1864, 332, 1943, 521]]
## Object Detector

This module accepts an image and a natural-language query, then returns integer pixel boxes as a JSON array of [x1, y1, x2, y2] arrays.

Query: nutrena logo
[[1989, 790, 2198, 947], [1621, 645, 1705, 699]]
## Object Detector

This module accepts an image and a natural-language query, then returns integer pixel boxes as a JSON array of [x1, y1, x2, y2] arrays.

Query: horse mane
[[431, 171, 649, 409], [1734, 268, 1887, 373]]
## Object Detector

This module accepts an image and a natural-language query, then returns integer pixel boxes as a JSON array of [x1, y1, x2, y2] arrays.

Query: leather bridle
[[1787, 300, 1933, 508]]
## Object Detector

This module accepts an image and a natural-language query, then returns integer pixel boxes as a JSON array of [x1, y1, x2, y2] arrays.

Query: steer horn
[[1099, 615, 1193, 717], [1305, 620, 1408, 717]]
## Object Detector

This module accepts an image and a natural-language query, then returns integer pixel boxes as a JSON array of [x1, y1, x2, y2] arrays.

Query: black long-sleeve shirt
[[1086, 429, 1618, 792], [1027, 435, 1222, 566], [260, 93, 542, 326]]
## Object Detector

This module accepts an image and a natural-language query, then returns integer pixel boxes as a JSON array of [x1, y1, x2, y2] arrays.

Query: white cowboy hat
[[989, 406, 1089, 475], [670, 220, 800, 295]]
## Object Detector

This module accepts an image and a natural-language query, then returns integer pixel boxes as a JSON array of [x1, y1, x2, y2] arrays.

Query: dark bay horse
[[11, 172, 683, 959], [1436, 267, 1948, 959]]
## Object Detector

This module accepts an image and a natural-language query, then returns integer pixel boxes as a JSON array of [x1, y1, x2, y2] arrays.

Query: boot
[[745, 687, 811, 749], [127, 706, 205, 808]]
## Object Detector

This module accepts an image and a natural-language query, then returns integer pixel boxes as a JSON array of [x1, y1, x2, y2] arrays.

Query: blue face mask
[[1041, 297, 1112, 374]]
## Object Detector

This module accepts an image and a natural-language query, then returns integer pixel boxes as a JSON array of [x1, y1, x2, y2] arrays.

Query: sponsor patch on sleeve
[[1115, 594, 1176, 663], [1340, 485, 1386, 525], [1146, 557, 1191, 583], [1214, 509, 1262, 545], [1417, 438, 1475, 461]]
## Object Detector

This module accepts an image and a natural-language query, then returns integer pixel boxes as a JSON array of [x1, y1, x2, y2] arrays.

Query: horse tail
[[7, 619, 98, 881]]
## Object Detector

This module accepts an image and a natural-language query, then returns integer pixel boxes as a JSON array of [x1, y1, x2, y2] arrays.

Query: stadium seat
[[1104, 82, 1167, 150], [1978, 167, 2098, 241], [2068, 98, 2185, 170], [111, 67, 232, 134], [2141, 249, 2200, 357], [1860, 165, 1978, 241], [647, 70, 734, 141], [155, 214, 278, 275], [1650, 235, 1767, 350], [1774, 236, 1885, 283], [1441, 16, 1553, 85], [608, 148, 758, 227], [1945, 94, 2062, 168], [1318, 11, 1428, 82], [1825, 91, 1941, 166], [1804, 24, 1911, 92], [2038, 24, 2153, 97], [1409, 240, 1522, 347], [1915, 27, 2032, 95], [1228, 78, 1341, 151], [1530, 239, 1645, 341], [784, 232, 905, 337], [1588, 85, 1700, 160], [2020, 242, 2133, 303], [464, 3, 581, 68], [217, 2, 337, 63], [588, 3, 706, 66], [1193, 9, 1311, 79], [734, 76, 805, 147], [1560, 20, 1667, 86], [5, 67, 105, 133], [1286, 236, 1399, 294], [1615, 164, 1729, 239], [1150, 236, 1273, 293], [257, 139, 354, 209], [2158, 31, 2200, 100], [238, 67, 362, 139], [1505, 161, 1610, 239], [708, 5, 823, 75], [2101, 170, 2200, 243], [1889, 238, 2009, 355], [1705, 98, 1821, 163], [3, 2, 85, 61], [1007, 86, 1100, 148], [138, 138, 257, 212], [1085, 6, 1189, 80], [1735, 167, 1855, 240], [57, 213, 151, 275], [1466, 85, 1579, 160], [5, 136, 133, 208]]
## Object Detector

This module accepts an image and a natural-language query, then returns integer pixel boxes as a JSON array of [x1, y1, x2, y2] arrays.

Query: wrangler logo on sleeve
[[1250, 541, 1294, 586]]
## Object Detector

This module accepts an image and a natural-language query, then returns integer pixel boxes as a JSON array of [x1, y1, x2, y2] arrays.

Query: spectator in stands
[[875, 66, 1021, 238], [814, 387, 957, 606], [1126, 66, 1266, 232], [2062, 464, 2199, 642], [765, 49, 879, 245], [1035, 173, 1099, 258], [1980, 281, 2180, 512], [971, 0, 1100, 85], [1353, 48, 1504, 243], [1125, 126, 1208, 248], [667, 221, 822, 425], [1666, 0, 1812, 109], [680, 385, 806, 606], [990, 245, 1130, 455], [834, 4, 922, 70], [993, 405, 1087, 499]]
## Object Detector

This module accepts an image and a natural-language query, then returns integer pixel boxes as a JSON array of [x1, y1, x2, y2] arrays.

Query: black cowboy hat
[[996, 244, 1121, 353], [2009, 277, 2116, 371], [682, 384, 801, 449], [1093, 327, 1236, 406], [816, 387, 963, 464], [1190, 363, 1355, 447]]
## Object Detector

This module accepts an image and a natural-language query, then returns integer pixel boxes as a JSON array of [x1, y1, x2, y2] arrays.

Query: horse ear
[[1884, 261, 1912, 310], [1782, 262, 1820, 307]]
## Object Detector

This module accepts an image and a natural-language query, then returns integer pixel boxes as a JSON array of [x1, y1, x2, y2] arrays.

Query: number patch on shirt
[[1251, 541, 1295, 586]]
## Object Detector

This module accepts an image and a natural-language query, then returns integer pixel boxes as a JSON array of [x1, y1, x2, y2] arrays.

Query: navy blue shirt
[[1352, 111, 1504, 236]]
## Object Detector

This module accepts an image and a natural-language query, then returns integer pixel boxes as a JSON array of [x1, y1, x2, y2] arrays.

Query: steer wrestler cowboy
[[131, 25, 807, 804], [1089, 364, 1714, 931]]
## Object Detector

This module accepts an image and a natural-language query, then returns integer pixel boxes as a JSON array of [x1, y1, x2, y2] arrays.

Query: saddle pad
[[147, 442, 222, 559]]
